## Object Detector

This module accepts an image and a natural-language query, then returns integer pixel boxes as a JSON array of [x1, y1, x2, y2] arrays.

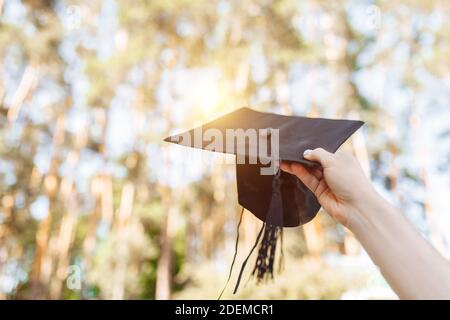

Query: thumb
[[303, 148, 333, 167]]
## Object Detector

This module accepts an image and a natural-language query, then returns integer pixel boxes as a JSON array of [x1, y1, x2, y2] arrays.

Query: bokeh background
[[0, 0, 449, 300]]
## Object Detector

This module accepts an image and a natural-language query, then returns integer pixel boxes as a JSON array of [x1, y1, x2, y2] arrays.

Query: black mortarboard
[[164, 107, 364, 295]]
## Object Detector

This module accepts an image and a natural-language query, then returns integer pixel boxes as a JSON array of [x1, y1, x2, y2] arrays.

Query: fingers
[[281, 162, 322, 179], [281, 162, 322, 176], [281, 162, 320, 193], [280, 162, 292, 173], [308, 167, 323, 180], [303, 148, 333, 168]]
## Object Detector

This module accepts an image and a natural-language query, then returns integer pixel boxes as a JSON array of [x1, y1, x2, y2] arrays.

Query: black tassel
[[279, 228, 285, 273], [251, 168, 284, 282], [251, 223, 282, 281], [232, 222, 265, 294], [230, 168, 285, 295]]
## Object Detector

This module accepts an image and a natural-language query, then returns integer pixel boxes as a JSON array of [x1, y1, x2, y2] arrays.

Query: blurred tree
[[0, 0, 448, 300]]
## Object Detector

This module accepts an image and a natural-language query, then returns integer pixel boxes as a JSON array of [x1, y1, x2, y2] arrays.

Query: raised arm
[[281, 148, 450, 300]]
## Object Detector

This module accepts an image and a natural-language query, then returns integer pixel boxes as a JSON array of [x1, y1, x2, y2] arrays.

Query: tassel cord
[[218, 206, 245, 300]]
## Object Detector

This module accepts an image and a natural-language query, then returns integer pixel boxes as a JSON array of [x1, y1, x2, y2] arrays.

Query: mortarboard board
[[164, 107, 364, 295]]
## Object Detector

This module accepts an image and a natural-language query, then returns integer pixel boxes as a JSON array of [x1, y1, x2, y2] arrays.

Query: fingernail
[[303, 149, 312, 157]]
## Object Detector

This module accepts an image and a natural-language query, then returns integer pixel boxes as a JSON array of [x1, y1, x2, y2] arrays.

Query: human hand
[[283, 149, 450, 300], [280, 148, 376, 228]]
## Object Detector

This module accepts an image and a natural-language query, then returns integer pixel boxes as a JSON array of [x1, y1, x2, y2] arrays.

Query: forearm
[[347, 190, 450, 299]]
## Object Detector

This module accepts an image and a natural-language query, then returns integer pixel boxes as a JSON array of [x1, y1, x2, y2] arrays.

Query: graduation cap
[[164, 107, 364, 296]]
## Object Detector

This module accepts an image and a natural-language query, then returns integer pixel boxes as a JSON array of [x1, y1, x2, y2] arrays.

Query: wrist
[[346, 187, 391, 236]]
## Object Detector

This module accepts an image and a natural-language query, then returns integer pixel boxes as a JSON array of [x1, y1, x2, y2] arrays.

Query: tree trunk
[[7, 63, 39, 123], [303, 217, 325, 255], [155, 205, 177, 300], [29, 115, 66, 298], [50, 176, 79, 299], [111, 182, 135, 299]]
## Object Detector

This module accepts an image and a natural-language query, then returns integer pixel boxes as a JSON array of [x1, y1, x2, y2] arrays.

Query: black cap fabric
[[164, 107, 364, 227], [165, 107, 364, 295]]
